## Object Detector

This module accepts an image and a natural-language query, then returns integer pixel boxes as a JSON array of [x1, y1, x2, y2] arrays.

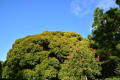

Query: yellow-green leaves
[[59, 40, 101, 80], [2, 31, 101, 80], [116, 44, 120, 51]]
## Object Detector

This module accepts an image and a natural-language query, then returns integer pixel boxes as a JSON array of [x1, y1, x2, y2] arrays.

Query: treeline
[[0, 0, 120, 80]]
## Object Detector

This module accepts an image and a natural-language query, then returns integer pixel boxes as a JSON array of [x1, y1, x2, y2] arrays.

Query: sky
[[0, 0, 118, 61]]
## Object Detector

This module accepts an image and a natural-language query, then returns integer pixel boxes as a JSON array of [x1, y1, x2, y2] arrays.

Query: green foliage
[[16, 69, 36, 80], [34, 58, 58, 80], [89, 3, 120, 78], [2, 66, 15, 79], [58, 40, 101, 80], [2, 31, 84, 79], [104, 77, 120, 80], [114, 63, 120, 77], [116, 44, 120, 51], [2, 31, 101, 80]]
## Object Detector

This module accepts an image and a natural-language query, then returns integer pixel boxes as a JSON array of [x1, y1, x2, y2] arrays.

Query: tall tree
[[89, 2, 120, 78]]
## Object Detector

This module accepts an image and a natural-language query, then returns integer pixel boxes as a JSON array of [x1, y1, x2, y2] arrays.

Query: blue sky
[[0, 0, 118, 61]]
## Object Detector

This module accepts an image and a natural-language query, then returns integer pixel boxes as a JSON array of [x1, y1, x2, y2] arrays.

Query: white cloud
[[71, 0, 118, 16], [97, 0, 117, 10], [71, 0, 81, 15]]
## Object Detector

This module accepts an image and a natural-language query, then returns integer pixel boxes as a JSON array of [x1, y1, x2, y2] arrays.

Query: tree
[[89, 2, 120, 78], [58, 39, 101, 80], [2, 31, 101, 80], [2, 31, 83, 79]]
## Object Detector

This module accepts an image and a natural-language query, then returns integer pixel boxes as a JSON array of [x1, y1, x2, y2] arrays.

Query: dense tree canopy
[[2, 31, 101, 80], [59, 39, 101, 80], [89, 2, 120, 78]]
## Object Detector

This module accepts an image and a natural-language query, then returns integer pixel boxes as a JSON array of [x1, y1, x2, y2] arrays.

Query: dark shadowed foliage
[[89, 1, 120, 78]]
